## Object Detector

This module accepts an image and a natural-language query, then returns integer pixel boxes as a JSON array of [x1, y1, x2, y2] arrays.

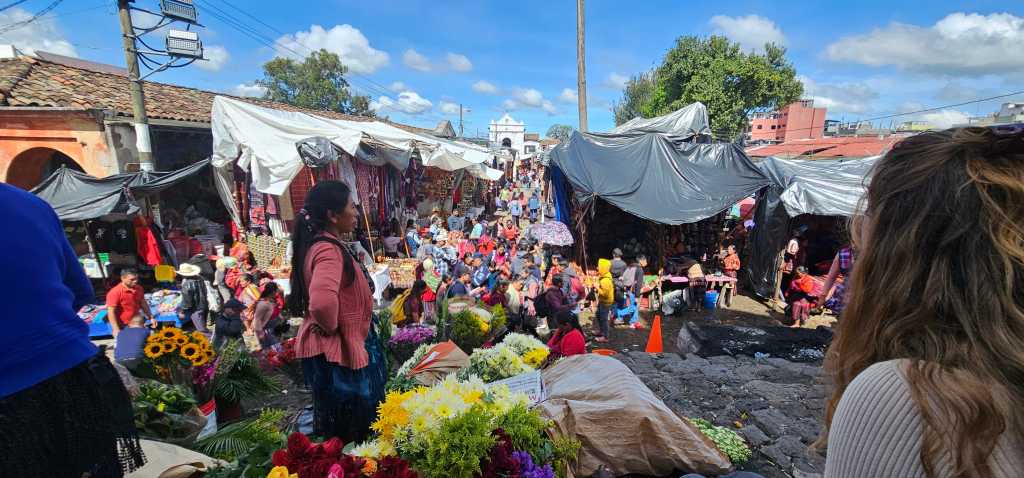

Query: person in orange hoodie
[[595, 259, 616, 343]]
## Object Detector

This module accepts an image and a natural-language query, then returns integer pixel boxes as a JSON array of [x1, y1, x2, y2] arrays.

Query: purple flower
[[512, 451, 554, 478], [388, 325, 435, 347]]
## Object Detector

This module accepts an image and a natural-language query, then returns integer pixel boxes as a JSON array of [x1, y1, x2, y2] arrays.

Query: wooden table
[[706, 276, 738, 308]]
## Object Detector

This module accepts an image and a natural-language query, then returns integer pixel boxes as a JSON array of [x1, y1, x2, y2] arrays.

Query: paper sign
[[489, 370, 546, 404]]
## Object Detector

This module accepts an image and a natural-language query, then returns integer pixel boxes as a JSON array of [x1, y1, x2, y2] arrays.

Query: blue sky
[[2, 0, 1023, 136]]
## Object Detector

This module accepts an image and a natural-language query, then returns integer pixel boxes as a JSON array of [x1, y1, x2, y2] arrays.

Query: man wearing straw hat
[[177, 263, 211, 337]]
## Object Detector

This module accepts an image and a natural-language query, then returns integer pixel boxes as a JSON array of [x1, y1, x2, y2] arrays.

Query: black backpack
[[533, 289, 551, 319]]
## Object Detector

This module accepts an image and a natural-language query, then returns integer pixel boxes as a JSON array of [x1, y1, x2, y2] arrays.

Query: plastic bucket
[[197, 398, 217, 439], [703, 290, 719, 309]]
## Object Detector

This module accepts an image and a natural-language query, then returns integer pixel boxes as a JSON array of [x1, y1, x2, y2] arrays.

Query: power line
[[0, 0, 63, 34], [0, 0, 28, 12], [199, 0, 456, 123]]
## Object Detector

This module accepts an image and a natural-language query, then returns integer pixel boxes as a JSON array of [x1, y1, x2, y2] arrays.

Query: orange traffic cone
[[645, 315, 663, 353]]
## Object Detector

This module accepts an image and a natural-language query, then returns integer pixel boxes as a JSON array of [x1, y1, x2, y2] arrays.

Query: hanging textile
[[249, 183, 267, 230], [279, 187, 295, 221], [244, 234, 291, 269], [268, 216, 287, 239], [338, 154, 359, 204], [289, 167, 315, 215], [353, 161, 381, 223], [266, 195, 279, 215], [133, 216, 163, 266]]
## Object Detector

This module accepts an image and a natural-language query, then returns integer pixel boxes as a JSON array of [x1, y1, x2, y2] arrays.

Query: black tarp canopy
[[746, 156, 879, 298], [548, 103, 770, 225], [30, 159, 211, 221]]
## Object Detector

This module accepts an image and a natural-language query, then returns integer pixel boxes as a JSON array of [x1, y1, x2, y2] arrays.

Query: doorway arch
[[501, 137, 512, 148], [6, 147, 85, 190]]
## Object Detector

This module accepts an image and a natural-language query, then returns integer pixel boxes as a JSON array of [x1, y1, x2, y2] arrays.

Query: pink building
[[749, 99, 827, 143]]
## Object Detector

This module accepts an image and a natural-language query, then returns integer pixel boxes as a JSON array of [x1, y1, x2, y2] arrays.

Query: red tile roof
[[540, 139, 559, 146], [0, 56, 433, 135], [745, 136, 903, 158]]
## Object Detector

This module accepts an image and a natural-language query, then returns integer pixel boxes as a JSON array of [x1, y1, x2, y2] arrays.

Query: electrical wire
[[198, 0, 456, 122], [0, 0, 63, 34], [0, 0, 28, 12]]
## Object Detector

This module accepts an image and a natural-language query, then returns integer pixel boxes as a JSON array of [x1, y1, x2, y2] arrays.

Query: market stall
[[746, 155, 879, 299]]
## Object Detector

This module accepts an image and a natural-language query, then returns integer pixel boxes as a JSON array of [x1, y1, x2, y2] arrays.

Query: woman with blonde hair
[[820, 125, 1024, 477]]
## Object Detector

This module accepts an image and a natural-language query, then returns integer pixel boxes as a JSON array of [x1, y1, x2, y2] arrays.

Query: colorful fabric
[[133, 216, 162, 266], [839, 248, 853, 271], [249, 183, 267, 229]]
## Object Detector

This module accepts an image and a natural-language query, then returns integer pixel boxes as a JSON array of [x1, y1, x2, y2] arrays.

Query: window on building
[[782, 124, 786, 128], [784, 113, 788, 116], [771, 125, 776, 130], [525, 145, 536, 153], [757, 125, 762, 130]]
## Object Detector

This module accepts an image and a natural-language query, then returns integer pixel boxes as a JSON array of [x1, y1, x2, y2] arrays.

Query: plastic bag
[[112, 360, 140, 397]]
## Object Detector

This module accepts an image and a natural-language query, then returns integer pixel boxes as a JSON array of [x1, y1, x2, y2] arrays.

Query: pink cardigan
[[295, 239, 373, 369]]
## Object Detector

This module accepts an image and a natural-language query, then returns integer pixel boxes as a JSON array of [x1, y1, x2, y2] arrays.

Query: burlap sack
[[536, 354, 733, 478]]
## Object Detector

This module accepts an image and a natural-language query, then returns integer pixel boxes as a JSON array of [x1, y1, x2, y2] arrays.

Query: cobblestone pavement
[[612, 351, 828, 478]]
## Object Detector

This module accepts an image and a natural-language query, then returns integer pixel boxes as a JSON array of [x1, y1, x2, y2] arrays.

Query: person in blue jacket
[[528, 193, 540, 222], [0, 183, 145, 477]]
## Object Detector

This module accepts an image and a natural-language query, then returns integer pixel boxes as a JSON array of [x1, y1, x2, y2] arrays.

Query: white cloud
[[558, 88, 578, 104], [370, 91, 433, 115], [826, 13, 1024, 77], [390, 81, 409, 92], [799, 75, 879, 114], [895, 101, 972, 128], [473, 80, 501, 94], [223, 83, 266, 97], [276, 24, 389, 74], [444, 53, 472, 72], [499, 88, 563, 116], [598, 72, 629, 90], [709, 14, 787, 53], [403, 50, 473, 72], [934, 80, 983, 103], [403, 49, 432, 72], [0, 7, 78, 57], [196, 45, 229, 72], [439, 98, 460, 115]]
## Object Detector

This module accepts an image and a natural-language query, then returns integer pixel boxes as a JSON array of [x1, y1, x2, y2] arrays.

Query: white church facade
[[489, 113, 526, 156]]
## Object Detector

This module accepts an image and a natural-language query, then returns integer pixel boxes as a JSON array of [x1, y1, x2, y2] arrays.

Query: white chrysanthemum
[[396, 343, 435, 376], [502, 332, 549, 356]]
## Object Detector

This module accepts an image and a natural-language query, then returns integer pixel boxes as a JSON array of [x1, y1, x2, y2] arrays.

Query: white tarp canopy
[[605, 102, 712, 137], [210, 96, 503, 224]]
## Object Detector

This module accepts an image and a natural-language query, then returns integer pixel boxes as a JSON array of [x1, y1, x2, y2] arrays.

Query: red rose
[[323, 437, 345, 458], [373, 456, 415, 478], [287, 432, 312, 461], [300, 458, 337, 478], [307, 443, 326, 460], [272, 449, 289, 467]]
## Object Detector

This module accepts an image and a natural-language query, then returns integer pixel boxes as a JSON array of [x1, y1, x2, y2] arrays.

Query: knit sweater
[[0, 184, 98, 398], [825, 359, 1022, 477], [295, 239, 373, 369]]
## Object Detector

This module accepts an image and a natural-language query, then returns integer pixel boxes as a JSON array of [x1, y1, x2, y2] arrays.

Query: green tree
[[641, 36, 803, 138], [611, 69, 658, 126], [545, 124, 576, 142], [256, 49, 377, 118]]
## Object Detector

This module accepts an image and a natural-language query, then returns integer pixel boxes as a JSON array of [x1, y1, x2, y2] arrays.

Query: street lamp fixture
[[160, 0, 198, 24], [165, 29, 203, 59]]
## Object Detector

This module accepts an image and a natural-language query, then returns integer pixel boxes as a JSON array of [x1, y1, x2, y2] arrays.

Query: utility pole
[[117, 0, 154, 170], [460, 104, 464, 140], [576, 0, 588, 132]]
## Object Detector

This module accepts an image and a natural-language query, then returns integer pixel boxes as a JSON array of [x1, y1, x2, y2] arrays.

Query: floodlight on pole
[[165, 29, 203, 59], [160, 0, 198, 24]]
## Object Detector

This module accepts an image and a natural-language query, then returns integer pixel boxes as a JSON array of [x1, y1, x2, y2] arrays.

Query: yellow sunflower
[[144, 342, 165, 359], [147, 334, 164, 343], [180, 343, 201, 361], [190, 353, 209, 366], [172, 334, 189, 346], [158, 327, 182, 340], [162, 341, 178, 353], [203, 349, 215, 361]]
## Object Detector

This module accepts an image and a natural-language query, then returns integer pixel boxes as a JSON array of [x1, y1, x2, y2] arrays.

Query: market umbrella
[[527, 221, 574, 246]]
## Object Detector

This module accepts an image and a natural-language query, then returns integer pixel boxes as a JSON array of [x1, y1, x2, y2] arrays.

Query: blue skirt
[[301, 314, 387, 442]]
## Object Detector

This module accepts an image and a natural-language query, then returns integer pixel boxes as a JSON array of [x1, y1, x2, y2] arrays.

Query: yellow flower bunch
[[522, 348, 549, 367], [144, 328, 215, 366], [371, 389, 417, 442], [266, 467, 297, 478]]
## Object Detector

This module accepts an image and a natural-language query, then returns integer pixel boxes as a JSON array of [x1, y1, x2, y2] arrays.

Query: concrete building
[[969, 103, 1024, 127], [489, 113, 525, 155], [0, 53, 432, 190], [749, 99, 827, 143]]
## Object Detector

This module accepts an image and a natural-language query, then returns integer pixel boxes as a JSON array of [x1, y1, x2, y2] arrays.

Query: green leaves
[[688, 417, 751, 463], [256, 49, 377, 118], [545, 124, 577, 142], [635, 35, 803, 139]]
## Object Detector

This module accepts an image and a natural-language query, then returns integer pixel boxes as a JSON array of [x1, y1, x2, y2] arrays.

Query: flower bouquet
[[144, 327, 216, 396], [257, 338, 304, 388], [264, 432, 416, 478], [353, 374, 577, 478], [457, 343, 534, 383], [387, 324, 435, 368]]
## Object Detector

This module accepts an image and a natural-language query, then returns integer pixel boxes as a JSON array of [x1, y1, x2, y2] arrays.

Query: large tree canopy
[[640, 36, 803, 138], [257, 49, 377, 118], [611, 69, 658, 127], [545, 124, 576, 142]]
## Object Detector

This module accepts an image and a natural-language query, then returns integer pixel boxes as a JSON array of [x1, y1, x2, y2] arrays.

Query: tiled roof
[[540, 139, 559, 145], [524, 133, 540, 141], [745, 136, 903, 158], [0, 56, 433, 135]]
